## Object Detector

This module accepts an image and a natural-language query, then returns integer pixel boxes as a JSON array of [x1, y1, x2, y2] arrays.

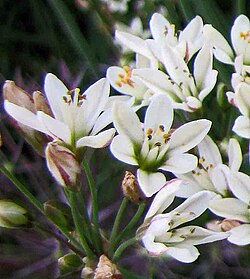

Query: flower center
[[115, 66, 135, 88], [62, 88, 86, 107], [192, 156, 214, 176], [146, 125, 171, 147], [240, 30, 250, 43]]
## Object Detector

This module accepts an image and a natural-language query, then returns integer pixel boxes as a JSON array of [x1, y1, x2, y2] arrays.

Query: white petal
[[112, 102, 143, 146], [37, 111, 71, 144], [166, 244, 199, 263], [235, 83, 250, 117], [232, 115, 250, 138], [228, 138, 242, 171], [4, 101, 47, 133], [137, 169, 166, 197], [197, 135, 222, 165], [78, 78, 110, 130], [168, 119, 212, 155], [142, 233, 168, 256], [160, 153, 197, 174], [228, 171, 250, 203], [110, 135, 138, 165], [115, 30, 155, 60], [175, 177, 203, 198], [209, 198, 249, 222], [145, 179, 182, 219], [177, 226, 229, 245], [44, 73, 68, 121], [228, 224, 250, 246], [76, 128, 115, 148], [144, 94, 173, 134], [210, 165, 229, 196], [173, 191, 216, 225]]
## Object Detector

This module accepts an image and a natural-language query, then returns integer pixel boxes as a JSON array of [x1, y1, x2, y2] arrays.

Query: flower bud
[[44, 200, 73, 230], [45, 142, 81, 191], [58, 253, 83, 275], [216, 82, 229, 110], [122, 171, 143, 203], [206, 218, 241, 232], [3, 80, 49, 155], [33, 90, 52, 115], [94, 255, 121, 279], [0, 200, 28, 229]]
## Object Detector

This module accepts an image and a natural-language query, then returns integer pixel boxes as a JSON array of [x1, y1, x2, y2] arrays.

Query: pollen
[[115, 66, 134, 88], [240, 30, 250, 42], [62, 88, 85, 107], [146, 128, 153, 135], [198, 157, 205, 164]]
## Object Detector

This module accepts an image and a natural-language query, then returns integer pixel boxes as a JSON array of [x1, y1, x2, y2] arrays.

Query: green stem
[[81, 160, 102, 254], [109, 198, 129, 242], [235, 0, 246, 15], [113, 202, 146, 251], [68, 191, 95, 258], [0, 166, 44, 213], [112, 237, 137, 263]]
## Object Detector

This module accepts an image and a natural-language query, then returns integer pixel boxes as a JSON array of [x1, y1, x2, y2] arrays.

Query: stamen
[[115, 66, 134, 88]]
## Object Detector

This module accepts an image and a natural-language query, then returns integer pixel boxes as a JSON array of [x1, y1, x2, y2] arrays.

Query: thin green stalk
[[111, 202, 146, 253], [178, 0, 195, 23], [68, 191, 95, 259], [235, 0, 246, 15], [76, 192, 96, 245], [112, 237, 137, 263], [81, 160, 102, 254], [109, 198, 129, 243], [0, 165, 44, 213]]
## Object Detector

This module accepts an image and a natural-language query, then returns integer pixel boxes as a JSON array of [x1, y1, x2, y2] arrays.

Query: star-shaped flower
[[110, 94, 211, 196], [4, 74, 115, 152]]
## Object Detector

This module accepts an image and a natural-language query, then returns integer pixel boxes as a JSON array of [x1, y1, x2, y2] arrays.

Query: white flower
[[110, 94, 211, 197], [4, 73, 115, 150], [133, 43, 218, 111], [175, 136, 241, 198], [204, 14, 250, 65], [229, 81, 250, 139], [209, 170, 250, 245], [139, 187, 228, 263], [148, 13, 204, 63], [106, 54, 155, 109]]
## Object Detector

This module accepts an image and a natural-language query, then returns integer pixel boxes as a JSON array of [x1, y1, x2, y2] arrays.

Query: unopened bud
[[94, 255, 121, 279], [220, 219, 241, 232], [44, 200, 73, 230], [33, 90, 52, 115], [0, 200, 28, 229], [122, 171, 142, 202], [58, 253, 83, 275], [45, 142, 81, 191], [216, 82, 229, 110]]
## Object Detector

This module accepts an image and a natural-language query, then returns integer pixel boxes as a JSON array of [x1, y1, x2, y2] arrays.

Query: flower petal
[[209, 197, 249, 222], [228, 138, 242, 171], [168, 119, 212, 155], [144, 94, 173, 134], [232, 115, 250, 138], [228, 224, 250, 246], [145, 179, 182, 219], [112, 102, 143, 146], [228, 171, 250, 203], [4, 101, 47, 133], [166, 244, 199, 263], [44, 73, 68, 121], [37, 111, 71, 144], [160, 153, 197, 174], [110, 135, 138, 165], [137, 169, 166, 197], [76, 128, 115, 149]]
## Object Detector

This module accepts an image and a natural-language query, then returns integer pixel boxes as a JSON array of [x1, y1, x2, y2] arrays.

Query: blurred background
[[1, 0, 250, 278]]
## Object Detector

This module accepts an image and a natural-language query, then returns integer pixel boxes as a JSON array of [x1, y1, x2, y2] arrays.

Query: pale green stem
[[81, 160, 102, 254], [112, 237, 137, 263], [68, 191, 95, 259]]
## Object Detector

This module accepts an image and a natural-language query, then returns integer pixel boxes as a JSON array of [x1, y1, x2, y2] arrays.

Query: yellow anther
[[198, 157, 205, 164], [115, 81, 122, 88], [146, 128, 153, 135], [118, 74, 125, 79], [240, 30, 250, 42]]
